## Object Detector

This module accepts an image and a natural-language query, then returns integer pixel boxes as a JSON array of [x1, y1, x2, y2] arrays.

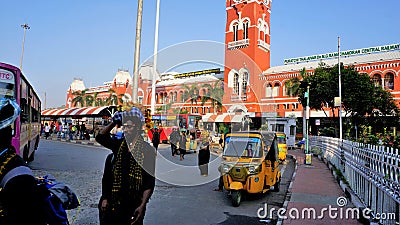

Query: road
[[30, 139, 295, 225]]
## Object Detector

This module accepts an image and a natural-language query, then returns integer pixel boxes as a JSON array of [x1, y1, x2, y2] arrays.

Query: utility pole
[[338, 37, 343, 140], [151, 0, 161, 114], [132, 0, 143, 103], [20, 23, 30, 70]]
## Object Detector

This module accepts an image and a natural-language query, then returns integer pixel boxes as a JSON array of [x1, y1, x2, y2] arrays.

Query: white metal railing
[[227, 39, 250, 50], [310, 136, 400, 225]]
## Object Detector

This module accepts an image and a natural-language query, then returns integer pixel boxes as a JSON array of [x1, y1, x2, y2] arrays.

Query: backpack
[[36, 174, 80, 225]]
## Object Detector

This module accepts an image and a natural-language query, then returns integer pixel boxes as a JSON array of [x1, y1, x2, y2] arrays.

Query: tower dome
[[69, 78, 85, 91], [113, 69, 132, 84]]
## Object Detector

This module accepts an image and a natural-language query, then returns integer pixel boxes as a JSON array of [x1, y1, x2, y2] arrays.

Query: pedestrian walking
[[80, 123, 86, 140], [0, 98, 45, 225], [95, 107, 156, 225], [198, 130, 210, 176], [150, 126, 161, 151], [57, 122, 63, 138], [44, 122, 50, 139], [179, 130, 187, 161], [169, 127, 180, 157]]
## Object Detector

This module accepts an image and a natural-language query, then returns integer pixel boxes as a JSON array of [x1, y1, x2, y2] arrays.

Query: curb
[[276, 154, 298, 225], [42, 137, 102, 147]]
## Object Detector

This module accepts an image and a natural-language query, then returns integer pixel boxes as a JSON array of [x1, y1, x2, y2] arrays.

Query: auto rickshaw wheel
[[231, 190, 242, 207]]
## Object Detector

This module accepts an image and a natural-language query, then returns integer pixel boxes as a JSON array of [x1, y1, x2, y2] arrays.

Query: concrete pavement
[[281, 149, 363, 225]]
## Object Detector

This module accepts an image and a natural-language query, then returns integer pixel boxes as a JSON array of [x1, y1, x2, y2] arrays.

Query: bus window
[[0, 69, 15, 99]]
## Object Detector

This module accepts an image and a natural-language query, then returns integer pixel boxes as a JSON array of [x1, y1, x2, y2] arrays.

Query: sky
[[1, 0, 399, 108]]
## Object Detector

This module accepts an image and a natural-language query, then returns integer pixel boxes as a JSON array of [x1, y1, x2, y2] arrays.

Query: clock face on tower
[[233, 0, 242, 3], [264, 0, 270, 6]]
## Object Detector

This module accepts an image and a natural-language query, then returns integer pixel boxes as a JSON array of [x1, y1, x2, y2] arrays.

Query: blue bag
[[36, 175, 80, 225]]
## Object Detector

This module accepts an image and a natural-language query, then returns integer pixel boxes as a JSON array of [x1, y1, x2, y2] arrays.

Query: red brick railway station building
[[64, 0, 400, 132]]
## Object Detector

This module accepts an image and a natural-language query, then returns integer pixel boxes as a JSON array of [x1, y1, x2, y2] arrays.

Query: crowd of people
[[41, 121, 91, 140]]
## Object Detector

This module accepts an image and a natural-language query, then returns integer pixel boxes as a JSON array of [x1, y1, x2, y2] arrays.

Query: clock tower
[[223, 0, 272, 114]]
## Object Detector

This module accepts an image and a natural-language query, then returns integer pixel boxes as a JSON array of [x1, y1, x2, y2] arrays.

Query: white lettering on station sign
[[284, 43, 400, 64]]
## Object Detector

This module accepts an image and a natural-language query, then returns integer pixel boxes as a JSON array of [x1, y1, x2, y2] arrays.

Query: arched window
[[266, 84, 272, 98], [384, 73, 394, 90], [233, 73, 239, 94], [242, 71, 249, 94], [243, 21, 249, 39], [233, 23, 239, 41], [179, 91, 184, 103], [273, 83, 280, 97], [373, 74, 382, 87]]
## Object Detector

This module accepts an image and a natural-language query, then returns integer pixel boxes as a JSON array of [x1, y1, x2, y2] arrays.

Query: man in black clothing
[[150, 127, 161, 151], [98, 153, 114, 225], [169, 128, 180, 156], [96, 108, 156, 225]]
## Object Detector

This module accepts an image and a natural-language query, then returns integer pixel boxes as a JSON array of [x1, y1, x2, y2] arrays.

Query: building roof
[[265, 50, 400, 74], [157, 74, 220, 87]]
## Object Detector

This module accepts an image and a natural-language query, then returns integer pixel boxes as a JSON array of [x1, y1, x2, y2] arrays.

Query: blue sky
[[1, 0, 399, 108]]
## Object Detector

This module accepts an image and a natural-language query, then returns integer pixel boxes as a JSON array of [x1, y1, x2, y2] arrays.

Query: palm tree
[[106, 89, 118, 106], [71, 89, 88, 107], [85, 95, 94, 107], [92, 92, 100, 106], [183, 84, 200, 112], [284, 68, 307, 97], [201, 81, 223, 113]]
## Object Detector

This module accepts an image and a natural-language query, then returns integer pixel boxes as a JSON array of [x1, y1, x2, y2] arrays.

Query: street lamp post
[[20, 23, 30, 70], [338, 36, 343, 140], [151, 0, 161, 114], [132, 0, 143, 104]]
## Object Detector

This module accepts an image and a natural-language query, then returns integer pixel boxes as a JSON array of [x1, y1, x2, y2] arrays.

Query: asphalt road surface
[[30, 139, 295, 225]]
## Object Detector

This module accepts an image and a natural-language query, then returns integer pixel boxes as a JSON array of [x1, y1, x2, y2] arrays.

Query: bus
[[0, 62, 41, 162], [148, 113, 202, 143]]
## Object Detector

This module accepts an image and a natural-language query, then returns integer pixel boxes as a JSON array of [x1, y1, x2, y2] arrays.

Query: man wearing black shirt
[[96, 108, 156, 225]]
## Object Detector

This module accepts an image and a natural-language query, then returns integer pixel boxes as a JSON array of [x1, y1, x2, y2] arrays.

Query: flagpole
[[151, 0, 161, 113]]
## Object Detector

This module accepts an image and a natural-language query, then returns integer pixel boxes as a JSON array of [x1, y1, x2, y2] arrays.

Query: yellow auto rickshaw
[[276, 132, 287, 162], [220, 131, 281, 207]]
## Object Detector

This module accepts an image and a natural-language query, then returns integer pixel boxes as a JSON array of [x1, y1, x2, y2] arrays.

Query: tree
[[201, 81, 223, 113], [85, 95, 94, 107], [294, 63, 399, 137], [105, 89, 118, 106], [71, 89, 88, 107], [183, 84, 200, 112], [285, 68, 307, 97]]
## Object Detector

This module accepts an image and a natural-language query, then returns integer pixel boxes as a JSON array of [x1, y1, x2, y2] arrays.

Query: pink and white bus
[[0, 62, 41, 162]]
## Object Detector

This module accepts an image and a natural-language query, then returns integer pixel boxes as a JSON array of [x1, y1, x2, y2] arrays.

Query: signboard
[[315, 119, 320, 126], [284, 43, 400, 64], [173, 68, 221, 79], [166, 115, 176, 120]]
